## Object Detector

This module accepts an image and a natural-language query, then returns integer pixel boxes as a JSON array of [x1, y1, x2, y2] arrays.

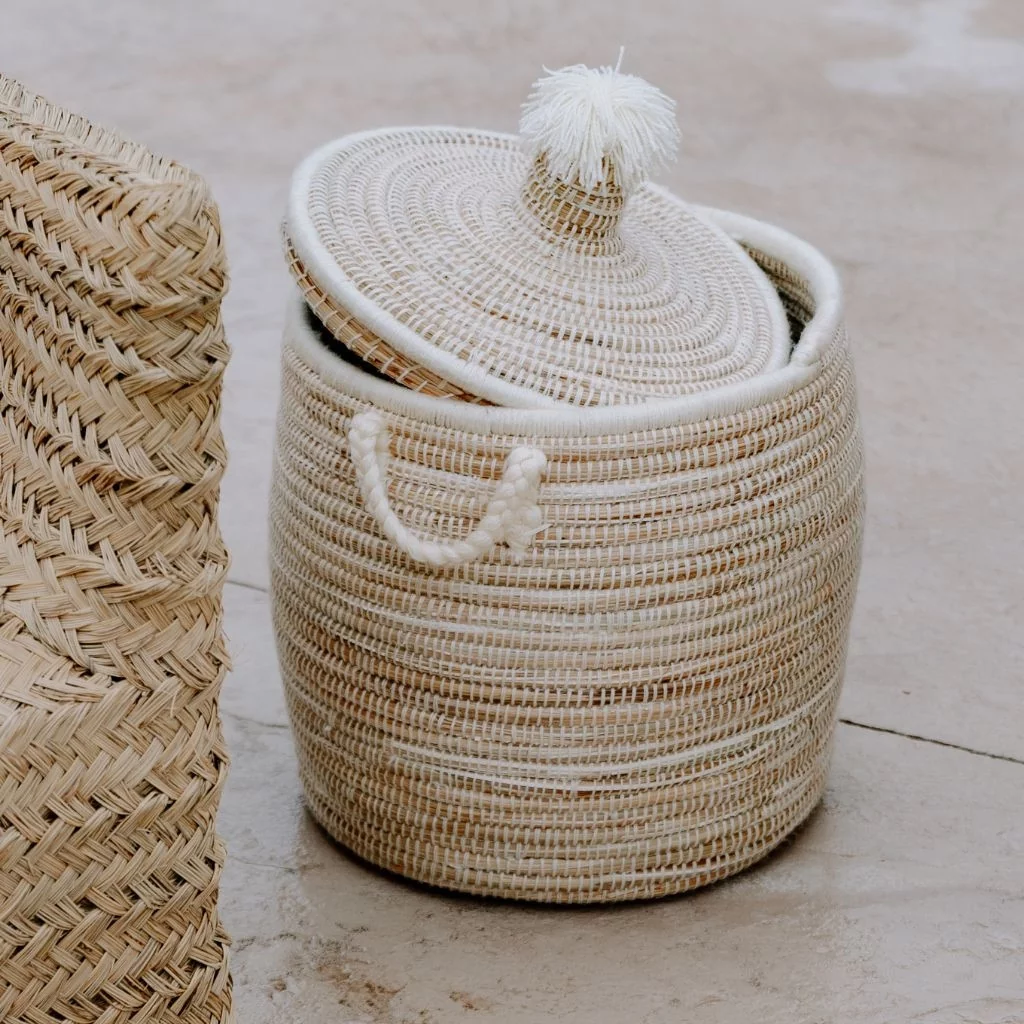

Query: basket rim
[[285, 205, 843, 438], [286, 127, 801, 408]]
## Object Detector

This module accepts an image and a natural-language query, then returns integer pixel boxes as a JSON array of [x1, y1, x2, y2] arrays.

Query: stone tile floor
[[3, 0, 1022, 1019]]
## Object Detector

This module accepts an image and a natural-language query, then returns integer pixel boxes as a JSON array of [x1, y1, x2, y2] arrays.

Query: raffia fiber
[[270, 221, 865, 903], [0, 76, 234, 1021]]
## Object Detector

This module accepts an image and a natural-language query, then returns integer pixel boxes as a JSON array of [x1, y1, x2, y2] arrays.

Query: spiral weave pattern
[[270, 223, 865, 903], [286, 127, 792, 407], [0, 77, 233, 1021]]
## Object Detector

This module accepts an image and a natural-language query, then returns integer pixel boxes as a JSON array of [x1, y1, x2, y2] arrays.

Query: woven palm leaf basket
[[271, 61, 865, 903], [0, 78, 234, 1019]]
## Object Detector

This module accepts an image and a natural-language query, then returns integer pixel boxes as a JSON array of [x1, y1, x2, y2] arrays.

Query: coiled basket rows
[[270, 210, 865, 903]]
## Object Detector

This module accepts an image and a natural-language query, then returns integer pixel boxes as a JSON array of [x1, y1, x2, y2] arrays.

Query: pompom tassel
[[519, 56, 680, 195]]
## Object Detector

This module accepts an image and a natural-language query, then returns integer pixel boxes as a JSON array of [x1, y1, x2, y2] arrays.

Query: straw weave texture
[[270, 232, 865, 903], [0, 77, 234, 1021], [285, 128, 792, 407]]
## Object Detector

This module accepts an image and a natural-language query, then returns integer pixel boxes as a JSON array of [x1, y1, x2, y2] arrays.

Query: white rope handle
[[348, 411, 548, 567]]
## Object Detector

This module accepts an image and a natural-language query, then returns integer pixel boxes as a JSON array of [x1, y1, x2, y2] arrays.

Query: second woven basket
[[271, 62, 865, 903], [0, 75, 234, 1019]]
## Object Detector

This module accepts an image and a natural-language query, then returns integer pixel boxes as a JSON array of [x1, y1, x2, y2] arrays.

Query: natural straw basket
[[270, 205, 865, 902], [283, 64, 794, 408], [0, 77, 234, 1020]]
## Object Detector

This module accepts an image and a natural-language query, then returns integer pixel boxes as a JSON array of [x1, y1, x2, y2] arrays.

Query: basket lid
[[285, 59, 791, 407]]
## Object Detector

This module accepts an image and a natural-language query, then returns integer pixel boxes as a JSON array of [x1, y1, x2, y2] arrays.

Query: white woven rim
[[286, 128, 794, 408], [287, 206, 841, 434]]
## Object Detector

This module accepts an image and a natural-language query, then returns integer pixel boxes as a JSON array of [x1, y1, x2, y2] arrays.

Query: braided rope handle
[[348, 411, 548, 567]]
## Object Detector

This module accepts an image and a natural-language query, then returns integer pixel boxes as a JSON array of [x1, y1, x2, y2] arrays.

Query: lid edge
[[285, 206, 844, 436], [288, 129, 557, 410], [288, 128, 798, 409]]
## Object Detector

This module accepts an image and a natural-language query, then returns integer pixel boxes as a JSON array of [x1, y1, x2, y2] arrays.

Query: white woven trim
[[289, 130, 557, 409], [688, 199, 793, 375], [285, 207, 842, 437], [701, 204, 842, 368], [287, 133, 796, 408]]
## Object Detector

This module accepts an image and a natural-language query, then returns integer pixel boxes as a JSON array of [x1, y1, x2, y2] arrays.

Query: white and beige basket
[[271, 63, 865, 903]]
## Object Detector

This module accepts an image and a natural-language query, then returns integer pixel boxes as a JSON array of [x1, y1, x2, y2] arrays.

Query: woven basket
[[270, 208, 865, 903], [283, 66, 794, 410], [0, 77, 234, 1020]]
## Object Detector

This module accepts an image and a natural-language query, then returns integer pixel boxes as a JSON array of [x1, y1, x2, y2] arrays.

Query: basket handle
[[348, 411, 548, 567]]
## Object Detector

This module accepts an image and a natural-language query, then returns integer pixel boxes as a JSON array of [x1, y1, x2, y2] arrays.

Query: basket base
[[295, 758, 831, 905]]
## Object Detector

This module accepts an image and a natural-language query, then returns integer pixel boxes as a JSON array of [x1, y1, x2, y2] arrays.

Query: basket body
[[270, 213, 865, 903], [0, 78, 234, 1019]]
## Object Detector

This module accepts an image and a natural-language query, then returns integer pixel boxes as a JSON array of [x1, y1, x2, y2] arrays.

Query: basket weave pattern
[[0, 78, 233, 1021], [270, 234, 865, 903], [284, 236, 487, 402], [285, 127, 791, 408]]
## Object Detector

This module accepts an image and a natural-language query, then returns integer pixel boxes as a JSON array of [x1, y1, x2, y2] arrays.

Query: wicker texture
[[284, 236, 486, 403], [285, 127, 791, 407], [0, 77, 234, 1021], [270, 217, 865, 903]]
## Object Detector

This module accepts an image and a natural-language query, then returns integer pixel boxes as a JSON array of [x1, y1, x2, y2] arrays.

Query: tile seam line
[[222, 581, 1021, 768], [226, 577, 269, 594], [839, 718, 1023, 767]]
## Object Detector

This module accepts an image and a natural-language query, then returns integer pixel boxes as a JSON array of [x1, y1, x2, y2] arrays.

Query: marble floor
[[3, 0, 1022, 1020]]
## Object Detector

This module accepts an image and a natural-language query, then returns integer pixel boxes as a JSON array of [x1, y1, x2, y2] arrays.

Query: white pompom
[[519, 59, 680, 195]]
